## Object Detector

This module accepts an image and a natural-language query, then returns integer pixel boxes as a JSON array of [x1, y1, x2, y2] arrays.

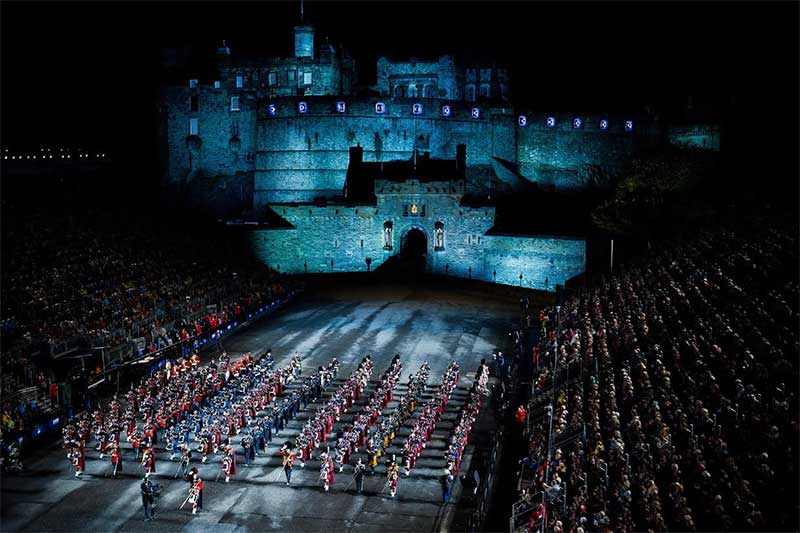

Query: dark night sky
[[1, 1, 798, 181]]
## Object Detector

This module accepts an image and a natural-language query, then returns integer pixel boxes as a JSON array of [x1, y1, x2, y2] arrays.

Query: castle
[[159, 22, 699, 290]]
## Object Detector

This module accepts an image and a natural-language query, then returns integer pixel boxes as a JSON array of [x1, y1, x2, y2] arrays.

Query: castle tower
[[294, 24, 315, 59]]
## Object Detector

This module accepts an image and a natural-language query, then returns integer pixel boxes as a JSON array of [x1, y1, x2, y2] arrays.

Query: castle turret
[[294, 24, 315, 59]]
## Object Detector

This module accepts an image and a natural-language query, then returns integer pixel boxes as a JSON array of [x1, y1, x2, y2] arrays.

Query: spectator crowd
[[519, 219, 798, 532], [1, 215, 286, 443]]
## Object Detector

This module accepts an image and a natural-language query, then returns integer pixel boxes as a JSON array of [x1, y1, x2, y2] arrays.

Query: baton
[[215, 469, 222, 483], [174, 461, 183, 479]]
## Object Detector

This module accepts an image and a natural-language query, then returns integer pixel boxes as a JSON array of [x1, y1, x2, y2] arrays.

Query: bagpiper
[[319, 450, 335, 492], [68, 441, 86, 477], [141, 445, 156, 475], [386, 458, 400, 498], [197, 431, 212, 464], [110, 440, 124, 478], [175, 442, 192, 478], [223, 444, 238, 482]]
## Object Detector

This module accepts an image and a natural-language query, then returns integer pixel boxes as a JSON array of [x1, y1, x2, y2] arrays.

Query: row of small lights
[[265, 101, 634, 131], [2, 148, 107, 161]]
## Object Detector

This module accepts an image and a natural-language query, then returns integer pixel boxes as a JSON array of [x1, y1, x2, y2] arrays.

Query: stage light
[[572, 118, 582, 129], [375, 102, 386, 114], [441, 105, 451, 117], [412, 103, 423, 115], [298, 101, 307, 113], [600, 119, 609, 130], [546, 116, 556, 128], [625, 120, 634, 131], [336, 101, 346, 113], [471, 107, 481, 119], [268, 104, 277, 116], [518, 115, 527, 126]]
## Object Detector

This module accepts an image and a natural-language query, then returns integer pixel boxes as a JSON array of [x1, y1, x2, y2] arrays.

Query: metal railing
[[509, 491, 544, 532]]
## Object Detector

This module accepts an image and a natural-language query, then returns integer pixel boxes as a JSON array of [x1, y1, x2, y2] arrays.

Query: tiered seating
[[0, 215, 284, 443], [519, 220, 799, 532]]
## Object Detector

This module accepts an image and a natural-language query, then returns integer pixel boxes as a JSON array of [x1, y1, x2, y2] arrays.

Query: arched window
[[408, 85, 418, 98], [480, 84, 490, 98], [383, 221, 394, 250], [434, 221, 445, 251], [466, 84, 476, 102], [393, 85, 405, 98]]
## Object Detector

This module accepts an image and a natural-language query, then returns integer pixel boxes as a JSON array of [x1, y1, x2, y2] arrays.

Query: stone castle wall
[[164, 86, 258, 182], [249, 200, 585, 291], [165, 86, 659, 197], [515, 112, 662, 190], [254, 98, 517, 204], [481, 235, 586, 290], [667, 125, 721, 151]]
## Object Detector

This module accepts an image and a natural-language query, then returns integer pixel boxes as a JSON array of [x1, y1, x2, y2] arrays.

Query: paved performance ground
[[1, 281, 518, 532]]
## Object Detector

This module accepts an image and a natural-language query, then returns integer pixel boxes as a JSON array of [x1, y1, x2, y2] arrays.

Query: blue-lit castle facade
[[159, 23, 674, 290]]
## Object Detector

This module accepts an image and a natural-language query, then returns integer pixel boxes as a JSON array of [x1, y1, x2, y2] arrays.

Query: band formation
[[60, 349, 490, 520]]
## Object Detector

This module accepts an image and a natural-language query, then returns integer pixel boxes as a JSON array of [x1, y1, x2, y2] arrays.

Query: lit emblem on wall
[[412, 103, 423, 115], [441, 105, 451, 117], [298, 101, 308, 113], [546, 116, 556, 128], [625, 120, 634, 131], [600, 119, 609, 130], [375, 102, 386, 114], [268, 104, 277, 116], [411, 204, 419, 214], [336, 101, 346, 113], [471, 108, 481, 119], [572, 118, 582, 129], [518, 115, 527, 126]]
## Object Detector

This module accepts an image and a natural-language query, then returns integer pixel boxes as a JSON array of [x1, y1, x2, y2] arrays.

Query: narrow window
[[230, 96, 240, 112], [466, 84, 476, 101], [236, 76, 243, 88], [288, 69, 296, 82], [189, 118, 198, 136], [434, 222, 445, 251], [269, 72, 277, 86], [383, 221, 393, 250], [303, 71, 312, 85], [214, 81, 221, 89], [189, 79, 198, 89]]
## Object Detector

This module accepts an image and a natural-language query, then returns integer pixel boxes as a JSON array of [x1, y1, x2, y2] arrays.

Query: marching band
[[56, 347, 488, 519]]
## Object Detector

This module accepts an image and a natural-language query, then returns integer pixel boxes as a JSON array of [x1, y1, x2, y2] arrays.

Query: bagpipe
[[221, 455, 233, 474]]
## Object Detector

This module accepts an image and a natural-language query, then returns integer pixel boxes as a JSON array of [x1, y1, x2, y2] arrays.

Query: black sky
[[1, 1, 798, 180]]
